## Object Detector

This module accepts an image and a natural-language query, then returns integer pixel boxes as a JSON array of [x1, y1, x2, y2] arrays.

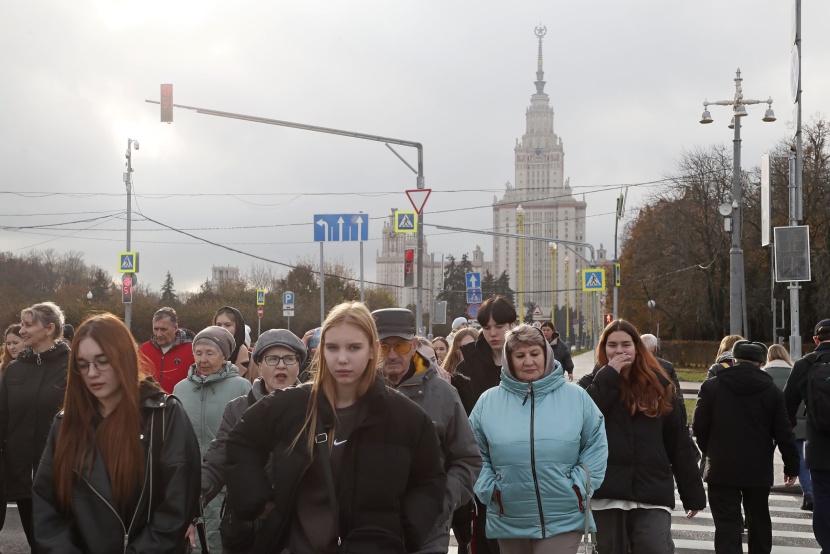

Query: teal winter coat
[[470, 337, 607, 540], [173, 362, 252, 552]]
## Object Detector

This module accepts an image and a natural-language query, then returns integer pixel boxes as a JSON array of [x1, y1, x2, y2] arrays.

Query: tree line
[[619, 118, 830, 341]]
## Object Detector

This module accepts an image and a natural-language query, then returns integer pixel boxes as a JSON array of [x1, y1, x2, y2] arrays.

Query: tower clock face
[[534, 147, 542, 157]]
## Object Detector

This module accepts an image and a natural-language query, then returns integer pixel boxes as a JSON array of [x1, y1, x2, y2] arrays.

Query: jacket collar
[[186, 361, 240, 385], [18, 341, 69, 364], [316, 376, 390, 430]]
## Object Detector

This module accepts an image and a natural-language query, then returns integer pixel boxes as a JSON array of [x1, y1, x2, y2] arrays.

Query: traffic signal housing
[[160, 84, 173, 123], [404, 249, 415, 288]]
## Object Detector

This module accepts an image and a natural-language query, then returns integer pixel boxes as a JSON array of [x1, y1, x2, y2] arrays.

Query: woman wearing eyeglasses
[[198, 329, 306, 550], [31, 313, 200, 553], [174, 325, 252, 553]]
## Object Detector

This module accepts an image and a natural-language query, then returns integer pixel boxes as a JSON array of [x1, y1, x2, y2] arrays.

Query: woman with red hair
[[32, 313, 200, 553], [581, 319, 705, 554]]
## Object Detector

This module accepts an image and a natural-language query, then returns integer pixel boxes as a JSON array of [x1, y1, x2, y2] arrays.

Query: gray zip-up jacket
[[395, 352, 482, 554]]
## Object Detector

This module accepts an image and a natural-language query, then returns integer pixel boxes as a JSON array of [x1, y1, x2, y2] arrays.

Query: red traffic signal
[[160, 84, 173, 123], [404, 249, 415, 288], [122, 275, 133, 304]]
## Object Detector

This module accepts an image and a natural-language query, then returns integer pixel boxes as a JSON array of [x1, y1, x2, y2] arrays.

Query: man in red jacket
[[138, 307, 194, 393]]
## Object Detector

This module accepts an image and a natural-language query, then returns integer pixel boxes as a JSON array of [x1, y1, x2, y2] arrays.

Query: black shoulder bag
[[314, 420, 406, 554]]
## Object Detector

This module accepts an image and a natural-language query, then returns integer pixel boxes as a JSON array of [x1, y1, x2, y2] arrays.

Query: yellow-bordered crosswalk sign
[[118, 252, 138, 274], [582, 269, 605, 292], [394, 210, 418, 233]]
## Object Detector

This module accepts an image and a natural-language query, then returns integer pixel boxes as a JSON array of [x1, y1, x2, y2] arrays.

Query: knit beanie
[[193, 326, 236, 359], [253, 329, 307, 366]]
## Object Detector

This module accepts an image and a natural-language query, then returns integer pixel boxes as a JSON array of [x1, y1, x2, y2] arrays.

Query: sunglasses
[[380, 341, 413, 356]]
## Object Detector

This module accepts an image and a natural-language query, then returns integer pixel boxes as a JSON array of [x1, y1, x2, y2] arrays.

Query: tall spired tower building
[[492, 25, 587, 321]]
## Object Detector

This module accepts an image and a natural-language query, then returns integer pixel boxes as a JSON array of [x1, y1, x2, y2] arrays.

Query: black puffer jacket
[[454, 333, 501, 411], [226, 378, 447, 553], [784, 341, 830, 470], [0, 342, 68, 499], [32, 381, 201, 553], [550, 339, 574, 375], [584, 365, 705, 511], [693, 361, 799, 487]]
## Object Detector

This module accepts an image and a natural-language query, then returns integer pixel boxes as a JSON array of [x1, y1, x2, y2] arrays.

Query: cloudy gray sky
[[2, 0, 828, 295]]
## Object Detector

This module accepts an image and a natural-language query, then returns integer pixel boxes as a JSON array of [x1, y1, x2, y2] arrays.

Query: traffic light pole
[[145, 99, 426, 330], [123, 139, 139, 331]]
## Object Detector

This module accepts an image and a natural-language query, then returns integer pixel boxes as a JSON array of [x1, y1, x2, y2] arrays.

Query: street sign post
[[394, 211, 418, 233], [532, 306, 545, 321], [256, 289, 266, 306], [465, 272, 482, 310], [313, 214, 368, 242], [257, 306, 263, 318], [582, 269, 606, 292], [406, 189, 431, 215], [118, 252, 138, 273], [283, 290, 295, 330], [467, 304, 480, 319]]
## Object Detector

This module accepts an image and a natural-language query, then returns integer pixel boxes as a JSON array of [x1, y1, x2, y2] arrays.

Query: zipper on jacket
[[78, 473, 129, 553], [528, 382, 547, 537]]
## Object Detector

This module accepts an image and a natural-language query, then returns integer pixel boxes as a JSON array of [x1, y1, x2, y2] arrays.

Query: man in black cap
[[372, 308, 481, 554], [693, 340, 799, 554], [785, 318, 830, 550]]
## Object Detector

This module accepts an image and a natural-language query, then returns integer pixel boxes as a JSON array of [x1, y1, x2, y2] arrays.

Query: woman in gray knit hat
[[176, 325, 252, 553]]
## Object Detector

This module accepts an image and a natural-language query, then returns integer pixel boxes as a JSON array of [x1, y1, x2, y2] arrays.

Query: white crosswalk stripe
[[448, 491, 820, 553]]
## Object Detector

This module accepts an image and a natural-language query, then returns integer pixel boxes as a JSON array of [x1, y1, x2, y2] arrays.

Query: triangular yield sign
[[406, 189, 432, 215]]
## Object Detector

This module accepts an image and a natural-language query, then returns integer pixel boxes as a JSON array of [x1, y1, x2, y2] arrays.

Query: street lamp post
[[575, 269, 581, 348], [648, 299, 656, 334], [564, 256, 570, 346], [516, 205, 525, 324], [699, 69, 775, 336], [549, 242, 557, 323], [123, 139, 139, 330]]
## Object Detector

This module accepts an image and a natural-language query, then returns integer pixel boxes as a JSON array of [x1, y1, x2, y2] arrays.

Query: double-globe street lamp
[[699, 68, 775, 336]]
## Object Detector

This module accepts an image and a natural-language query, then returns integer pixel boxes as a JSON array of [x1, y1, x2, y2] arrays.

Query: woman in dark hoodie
[[214, 306, 250, 375]]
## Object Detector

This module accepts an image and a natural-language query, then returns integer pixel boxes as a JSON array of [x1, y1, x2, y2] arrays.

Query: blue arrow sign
[[313, 214, 369, 242], [465, 272, 481, 290]]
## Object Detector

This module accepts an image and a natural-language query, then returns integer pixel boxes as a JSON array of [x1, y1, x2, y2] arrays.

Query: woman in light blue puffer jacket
[[470, 324, 608, 553]]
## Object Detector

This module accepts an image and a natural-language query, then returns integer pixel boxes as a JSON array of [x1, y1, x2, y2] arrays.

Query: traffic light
[[404, 249, 415, 288], [122, 275, 134, 304], [160, 84, 173, 123], [604, 313, 613, 325]]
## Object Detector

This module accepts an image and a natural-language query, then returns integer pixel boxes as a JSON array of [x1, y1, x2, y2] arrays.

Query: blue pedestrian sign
[[582, 269, 606, 292], [394, 210, 418, 233], [118, 252, 138, 274], [282, 291, 295, 308], [313, 214, 369, 242], [465, 272, 481, 290], [466, 291, 482, 304]]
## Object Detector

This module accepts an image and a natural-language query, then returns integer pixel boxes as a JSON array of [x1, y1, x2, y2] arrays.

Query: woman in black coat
[[582, 319, 705, 554], [0, 302, 69, 550], [32, 313, 201, 553], [226, 302, 446, 554]]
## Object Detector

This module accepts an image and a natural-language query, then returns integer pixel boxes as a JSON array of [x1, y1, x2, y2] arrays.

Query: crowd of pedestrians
[[0, 294, 828, 553]]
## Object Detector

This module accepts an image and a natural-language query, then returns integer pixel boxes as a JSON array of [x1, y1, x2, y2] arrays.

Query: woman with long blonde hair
[[226, 302, 445, 553], [31, 313, 200, 553], [581, 319, 705, 554]]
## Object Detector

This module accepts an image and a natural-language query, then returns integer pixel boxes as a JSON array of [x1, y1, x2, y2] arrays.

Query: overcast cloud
[[1, 0, 828, 294]]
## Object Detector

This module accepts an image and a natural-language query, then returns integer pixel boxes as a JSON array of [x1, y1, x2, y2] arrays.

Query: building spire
[[534, 23, 547, 94]]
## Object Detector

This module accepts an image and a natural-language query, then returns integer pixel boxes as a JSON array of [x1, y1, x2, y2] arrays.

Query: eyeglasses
[[380, 341, 413, 356], [75, 358, 112, 374], [262, 354, 299, 367]]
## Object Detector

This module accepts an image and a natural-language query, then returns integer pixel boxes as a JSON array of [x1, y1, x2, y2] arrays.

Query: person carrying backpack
[[784, 318, 830, 551]]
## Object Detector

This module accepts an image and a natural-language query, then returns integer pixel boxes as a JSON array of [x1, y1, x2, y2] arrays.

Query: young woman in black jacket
[[583, 319, 705, 554], [32, 313, 201, 553], [226, 301, 446, 554]]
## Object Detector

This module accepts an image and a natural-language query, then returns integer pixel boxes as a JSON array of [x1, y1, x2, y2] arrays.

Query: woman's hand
[[685, 510, 699, 519], [185, 524, 196, 548], [607, 352, 632, 373]]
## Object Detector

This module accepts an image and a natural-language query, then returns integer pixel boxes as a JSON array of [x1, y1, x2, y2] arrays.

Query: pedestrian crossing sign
[[582, 269, 605, 292], [118, 252, 138, 274], [394, 210, 418, 233]]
